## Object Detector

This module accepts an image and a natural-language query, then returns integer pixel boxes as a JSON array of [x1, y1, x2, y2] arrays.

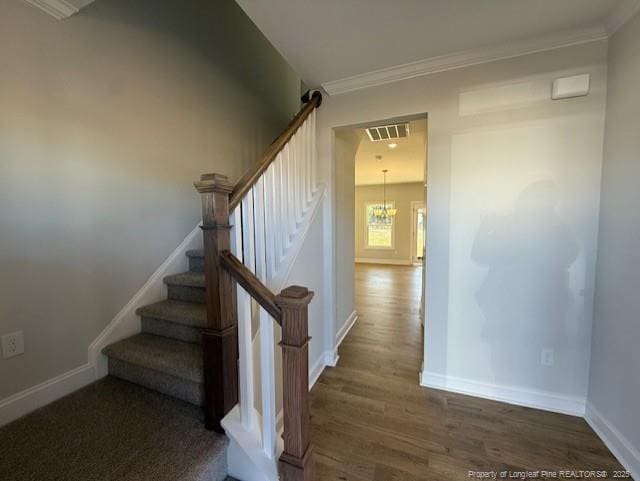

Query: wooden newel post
[[275, 285, 314, 481], [194, 173, 238, 433]]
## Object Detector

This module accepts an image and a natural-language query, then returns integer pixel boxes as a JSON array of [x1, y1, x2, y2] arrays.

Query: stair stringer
[[88, 224, 203, 378], [267, 183, 325, 292]]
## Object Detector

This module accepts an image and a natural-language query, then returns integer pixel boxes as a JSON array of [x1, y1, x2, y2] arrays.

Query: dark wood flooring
[[310, 263, 627, 481]]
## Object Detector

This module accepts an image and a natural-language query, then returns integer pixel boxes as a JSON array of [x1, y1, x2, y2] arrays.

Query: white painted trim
[[309, 353, 326, 389], [410, 200, 426, 265], [23, 0, 78, 19], [0, 363, 94, 427], [323, 309, 358, 369], [321, 26, 607, 96], [606, 1, 640, 35], [223, 406, 282, 481], [322, 181, 337, 378], [336, 309, 357, 348], [324, 349, 339, 368], [355, 257, 412, 266], [309, 310, 357, 391], [269, 185, 326, 292], [89, 224, 202, 378], [420, 371, 586, 417], [585, 402, 640, 480]]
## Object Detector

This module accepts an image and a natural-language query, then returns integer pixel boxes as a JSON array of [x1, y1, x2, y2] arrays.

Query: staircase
[[98, 92, 323, 481], [103, 250, 207, 407]]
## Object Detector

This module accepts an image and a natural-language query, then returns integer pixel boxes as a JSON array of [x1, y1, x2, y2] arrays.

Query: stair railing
[[194, 91, 322, 481]]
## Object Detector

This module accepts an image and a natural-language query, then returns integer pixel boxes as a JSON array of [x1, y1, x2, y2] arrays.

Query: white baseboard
[[420, 371, 586, 416], [585, 402, 640, 480], [310, 311, 358, 389], [0, 225, 202, 427], [309, 353, 326, 389], [0, 363, 95, 427], [355, 257, 412, 266], [324, 349, 339, 368], [89, 224, 202, 378], [336, 309, 358, 348], [321, 309, 358, 372]]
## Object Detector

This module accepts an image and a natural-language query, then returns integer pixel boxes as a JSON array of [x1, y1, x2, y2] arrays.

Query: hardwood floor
[[310, 263, 627, 481]]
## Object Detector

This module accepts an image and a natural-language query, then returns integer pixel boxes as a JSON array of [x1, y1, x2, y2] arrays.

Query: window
[[365, 202, 395, 249]]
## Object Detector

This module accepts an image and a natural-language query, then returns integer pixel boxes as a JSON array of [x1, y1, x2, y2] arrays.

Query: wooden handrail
[[219, 250, 282, 323], [229, 91, 322, 211]]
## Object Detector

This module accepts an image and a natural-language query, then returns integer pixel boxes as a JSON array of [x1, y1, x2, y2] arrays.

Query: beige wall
[[589, 11, 640, 475], [355, 182, 425, 264], [0, 0, 300, 399]]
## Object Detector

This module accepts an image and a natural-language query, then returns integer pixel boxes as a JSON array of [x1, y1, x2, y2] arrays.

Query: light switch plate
[[552, 74, 590, 100], [2, 331, 25, 359]]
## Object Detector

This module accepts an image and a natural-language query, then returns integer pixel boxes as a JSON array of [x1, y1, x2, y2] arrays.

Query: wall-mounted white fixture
[[366, 123, 410, 142], [551, 73, 590, 100], [2, 331, 25, 359]]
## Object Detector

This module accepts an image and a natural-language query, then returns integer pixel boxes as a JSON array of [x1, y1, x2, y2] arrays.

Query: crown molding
[[22, 0, 95, 19], [606, 0, 640, 34], [321, 26, 608, 96]]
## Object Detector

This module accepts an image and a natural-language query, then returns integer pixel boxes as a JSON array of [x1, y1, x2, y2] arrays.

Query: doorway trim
[[410, 200, 426, 266]]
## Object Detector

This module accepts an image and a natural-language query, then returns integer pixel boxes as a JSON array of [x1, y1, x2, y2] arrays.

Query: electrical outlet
[[2, 331, 24, 359], [541, 348, 554, 367]]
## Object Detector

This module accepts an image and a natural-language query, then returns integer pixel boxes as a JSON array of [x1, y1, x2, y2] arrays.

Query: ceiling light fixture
[[373, 169, 397, 219], [388, 143, 398, 149]]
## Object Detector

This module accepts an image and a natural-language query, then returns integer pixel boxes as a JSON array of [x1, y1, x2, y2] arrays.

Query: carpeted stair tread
[[103, 334, 203, 384], [186, 249, 204, 259], [0, 377, 227, 481], [164, 271, 205, 288], [137, 300, 207, 328]]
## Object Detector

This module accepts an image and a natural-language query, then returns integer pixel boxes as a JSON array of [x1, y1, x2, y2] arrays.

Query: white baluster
[[274, 159, 284, 269], [300, 125, 308, 219], [280, 145, 291, 251], [236, 193, 256, 432], [294, 129, 304, 226], [254, 177, 278, 460], [263, 165, 276, 280], [279, 149, 289, 258], [291, 133, 300, 228], [230, 206, 240, 257], [305, 117, 313, 205], [285, 142, 296, 246], [311, 110, 318, 195]]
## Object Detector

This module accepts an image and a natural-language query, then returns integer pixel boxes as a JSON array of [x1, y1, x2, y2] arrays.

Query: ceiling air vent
[[365, 123, 410, 142]]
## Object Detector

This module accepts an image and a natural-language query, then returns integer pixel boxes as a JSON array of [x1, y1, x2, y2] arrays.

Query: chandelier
[[373, 169, 397, 219]]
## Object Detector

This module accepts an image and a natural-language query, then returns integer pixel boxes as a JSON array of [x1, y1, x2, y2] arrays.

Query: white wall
[[283, 207, 326, 379], [333, 131, 359, 334], [587, 11, 640, 478], [318, 41, 608, 414], [0, 0, 300, 400]]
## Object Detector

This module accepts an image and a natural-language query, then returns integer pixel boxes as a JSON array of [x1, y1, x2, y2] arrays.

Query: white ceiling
[[355, 119, 427, 186], [235, 0, 639, 87]]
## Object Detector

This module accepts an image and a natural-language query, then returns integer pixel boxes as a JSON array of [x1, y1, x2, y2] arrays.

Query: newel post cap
[[275, 285, 314, 308], [194, 173, 233, 194]]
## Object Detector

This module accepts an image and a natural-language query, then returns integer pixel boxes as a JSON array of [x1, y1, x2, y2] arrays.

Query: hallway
[[310, 264, 625, 480]]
